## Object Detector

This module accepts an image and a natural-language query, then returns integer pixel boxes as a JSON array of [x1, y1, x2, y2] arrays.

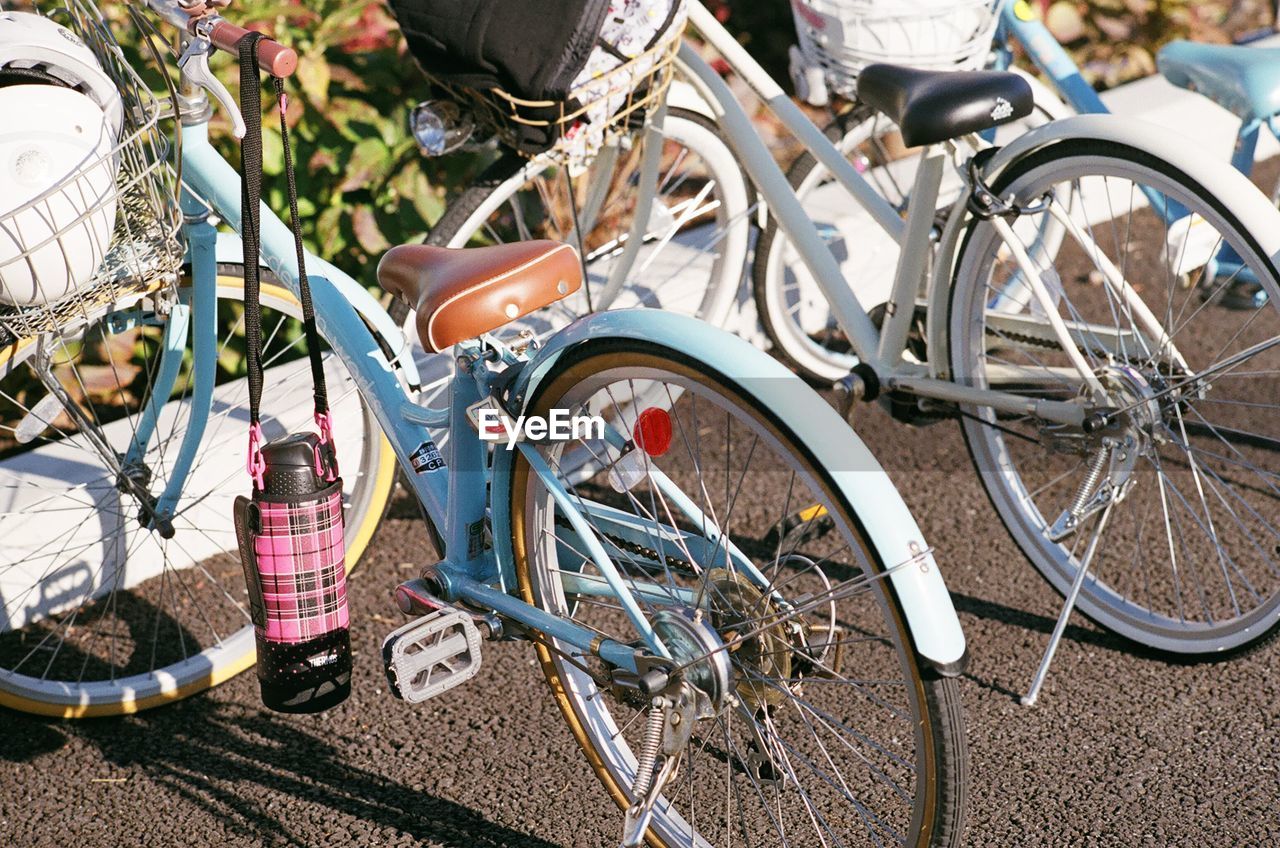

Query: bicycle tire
[[509, 337, 967, 846], [752, 107, 880, 384], [949, 139, 1280, 658], [0, 268, 396, 716]]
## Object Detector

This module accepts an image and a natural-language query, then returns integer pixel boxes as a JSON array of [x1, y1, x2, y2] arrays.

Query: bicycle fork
[[121, 193, 219, 537]]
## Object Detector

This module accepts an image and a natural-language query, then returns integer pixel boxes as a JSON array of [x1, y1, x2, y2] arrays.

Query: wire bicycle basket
[[789, 0, 1003, 105], [424, 3, 687, 169], [0, 0, 183, 340]]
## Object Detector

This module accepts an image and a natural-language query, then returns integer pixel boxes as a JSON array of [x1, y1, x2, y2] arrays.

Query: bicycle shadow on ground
[[2, 696, 561, 848], [948, 590, 1173, 702]]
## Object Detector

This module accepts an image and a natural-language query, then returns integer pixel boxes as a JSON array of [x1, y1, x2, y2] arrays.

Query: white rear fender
[[927, 113, 1280, 370], [985, 114, 1280, 263], [504, 309, 968, 673]]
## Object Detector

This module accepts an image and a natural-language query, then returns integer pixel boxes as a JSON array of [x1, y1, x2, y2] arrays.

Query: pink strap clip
[[314, 411, 339, 482], [247, 422, 266, 490]]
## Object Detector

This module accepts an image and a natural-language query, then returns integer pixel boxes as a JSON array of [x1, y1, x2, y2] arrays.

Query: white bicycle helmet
[[0, 11, 123, 307]]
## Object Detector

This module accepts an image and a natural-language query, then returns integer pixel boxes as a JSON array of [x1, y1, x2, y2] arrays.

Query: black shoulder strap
[[239, 33, 336, 489]]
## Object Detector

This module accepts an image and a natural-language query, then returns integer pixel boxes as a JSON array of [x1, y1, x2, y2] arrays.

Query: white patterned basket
[[790, 0, 1002, 104], [427, 0, 687, 169]]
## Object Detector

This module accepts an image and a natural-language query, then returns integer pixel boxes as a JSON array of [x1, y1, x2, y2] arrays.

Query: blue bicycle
[[0, 2, 971, 844]]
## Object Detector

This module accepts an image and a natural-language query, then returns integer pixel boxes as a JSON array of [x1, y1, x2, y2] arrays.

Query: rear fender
[[926, 113, 1280, 373], [491, 309, 968, 673]]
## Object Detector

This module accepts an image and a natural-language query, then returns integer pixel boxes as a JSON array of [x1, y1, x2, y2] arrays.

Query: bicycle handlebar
[[199, 18, 298, 78], [143, 0, 297, 78]]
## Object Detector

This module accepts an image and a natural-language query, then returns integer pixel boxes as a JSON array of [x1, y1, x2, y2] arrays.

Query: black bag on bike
[[388, 0, 684, 154], [387, 0, 608, 101]]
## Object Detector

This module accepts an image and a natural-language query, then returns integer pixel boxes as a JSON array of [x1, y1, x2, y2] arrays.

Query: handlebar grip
[[196, 19, 298, 78]]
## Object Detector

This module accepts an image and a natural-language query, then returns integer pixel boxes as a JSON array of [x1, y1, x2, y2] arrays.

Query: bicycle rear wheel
[[949, 140, 1280, 656], [392, 108, 751, 341], [0, 270, 395, 715], [510, 338, 967, 846]]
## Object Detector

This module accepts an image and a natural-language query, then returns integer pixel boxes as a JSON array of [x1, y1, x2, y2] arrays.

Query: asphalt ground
[[6, 176, 1280, 848], [6, 396, 1280, 847]]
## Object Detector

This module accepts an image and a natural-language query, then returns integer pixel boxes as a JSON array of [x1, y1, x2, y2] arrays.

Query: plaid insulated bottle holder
[[231, 34, 352, 713]]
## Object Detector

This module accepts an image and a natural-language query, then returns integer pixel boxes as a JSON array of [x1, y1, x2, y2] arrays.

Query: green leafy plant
[[2, 0, 492, 429], [99, 0, 488, 294], [190, 0, 490, 293]]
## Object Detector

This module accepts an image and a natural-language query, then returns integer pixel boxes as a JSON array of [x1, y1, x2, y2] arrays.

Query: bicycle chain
[[556, 516, 696, 573], [984, 325, 1082, 353]]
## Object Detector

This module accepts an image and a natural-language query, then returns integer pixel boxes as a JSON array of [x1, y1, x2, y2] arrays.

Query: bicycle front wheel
[[0, 270, 396, 716], [509, 338, 967, 846], [949, 140, 1280, 656]]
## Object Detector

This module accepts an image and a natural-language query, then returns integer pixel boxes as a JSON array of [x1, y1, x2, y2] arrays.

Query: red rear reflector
[[633, 407, 673, 457], [792, 1, 825, 28]]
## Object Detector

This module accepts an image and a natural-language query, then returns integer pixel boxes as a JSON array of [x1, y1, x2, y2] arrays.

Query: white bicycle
[[680, 0, 1280, 703]]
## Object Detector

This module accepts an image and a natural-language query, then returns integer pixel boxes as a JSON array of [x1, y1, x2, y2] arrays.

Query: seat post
[[1230, 117, 1263, 178], [444, 342, 489, 568], [877, 146, 945, 368]]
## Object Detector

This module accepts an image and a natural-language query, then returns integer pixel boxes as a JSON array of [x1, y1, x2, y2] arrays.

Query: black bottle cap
[[261, 432, 321, 469]]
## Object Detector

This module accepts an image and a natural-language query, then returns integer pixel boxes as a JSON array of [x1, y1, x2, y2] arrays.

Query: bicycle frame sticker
[[466, 519, 486, 561], [409, 440, 445, 473]]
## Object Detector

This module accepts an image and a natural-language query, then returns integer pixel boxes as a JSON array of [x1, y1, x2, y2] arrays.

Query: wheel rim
[[514, 351, 941, 846], [0, 279, 386, 710], [953, 147, 1280, 651]]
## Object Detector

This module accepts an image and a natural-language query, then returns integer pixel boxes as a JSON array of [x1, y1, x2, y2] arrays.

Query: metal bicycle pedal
[[382, 608, 482, 703]]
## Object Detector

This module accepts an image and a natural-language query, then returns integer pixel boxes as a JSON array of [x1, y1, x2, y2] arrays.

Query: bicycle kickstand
[[1021, 500, 1116, 707]]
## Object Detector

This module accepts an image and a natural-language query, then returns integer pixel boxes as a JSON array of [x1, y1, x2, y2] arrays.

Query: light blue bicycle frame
[[121, 87, 832, 674]]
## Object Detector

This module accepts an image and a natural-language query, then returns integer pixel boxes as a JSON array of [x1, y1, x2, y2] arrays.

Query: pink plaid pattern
[[252, 488, 348, 643]]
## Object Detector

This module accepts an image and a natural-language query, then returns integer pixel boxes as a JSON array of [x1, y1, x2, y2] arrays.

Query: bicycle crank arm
[[394, 575, 503, 640]]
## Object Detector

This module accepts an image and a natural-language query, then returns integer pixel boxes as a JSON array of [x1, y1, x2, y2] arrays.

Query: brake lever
[[178, 30, 246, 139]]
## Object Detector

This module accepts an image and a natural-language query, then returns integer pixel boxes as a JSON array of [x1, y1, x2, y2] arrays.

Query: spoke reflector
[[633, 407, 672, 457], [15, 393, 65, 444]]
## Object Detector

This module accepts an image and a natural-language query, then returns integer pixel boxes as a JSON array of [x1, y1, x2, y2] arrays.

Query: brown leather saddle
[[378, 240, 583, 352]]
